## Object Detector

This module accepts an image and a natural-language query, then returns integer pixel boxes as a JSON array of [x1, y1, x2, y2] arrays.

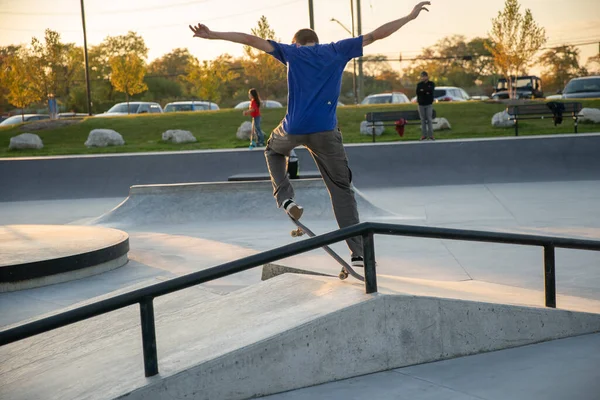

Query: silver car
[[96, 102, 163, 117], [361, 92, 410, 105], [234, 100, 283, 109], [164, 101, 220, 112], [0, 114, 50, 126], [554, 76, 600, 99]]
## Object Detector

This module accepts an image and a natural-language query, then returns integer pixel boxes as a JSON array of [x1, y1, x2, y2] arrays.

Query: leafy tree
[[0, 53, 43, 119], [148, 48, 194, 77], [90, 31, 148, 80], [487, 0, 546, 98], [26, 29, 83, 104], [109, 54, 148, 111], [585, 54, 600, 75], [243, 16, 286, 99], [0, 45, 22, 113], [540, 45, 584, 93], [403, 36, 494, 91], [184, 55, 239, 104]]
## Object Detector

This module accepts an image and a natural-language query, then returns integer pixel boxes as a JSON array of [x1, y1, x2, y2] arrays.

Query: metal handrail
[[2, 221, 599, 378]]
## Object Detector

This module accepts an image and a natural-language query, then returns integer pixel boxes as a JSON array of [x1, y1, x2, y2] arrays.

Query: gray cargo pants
[[264, 123, 363, 258], [418, 104, 434, 138]]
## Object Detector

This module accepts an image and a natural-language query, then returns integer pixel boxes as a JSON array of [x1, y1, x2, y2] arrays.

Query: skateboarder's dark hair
[[249, 88, 261, 108], [292, 29, 319, 45]]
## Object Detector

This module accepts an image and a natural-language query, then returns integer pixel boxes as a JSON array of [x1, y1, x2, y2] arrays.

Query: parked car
[[58, 112, 89, 118], [164, 101, 220, 112], [234, 100, 283, 109], [95, 102, 163, 117], [549, 76, 600, 99], [0, 114, 50, 127], [469, 95, 490, 101], [361, 92, 410, 105], [491, 76, 544, 100], [410, 86, 471, 103]]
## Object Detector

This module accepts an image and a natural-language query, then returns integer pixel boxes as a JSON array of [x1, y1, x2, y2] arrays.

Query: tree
[[25, 29, 83, 106], [0, 54, 43, 119], [540, 45, 584, 93], [487, 0, 546, 98], [0, 45, 22, 113], [109, 54, 148, 112], [586, 54, 600, 75], [90, 31, 148, 80], [148, 48, 195, 78], [184, 55, 239, 104], [243, 16, 286, 99], [403, 36, 495, 91]]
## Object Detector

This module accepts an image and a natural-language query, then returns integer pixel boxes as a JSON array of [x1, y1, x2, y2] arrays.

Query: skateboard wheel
[[338, 270, 349, 280]]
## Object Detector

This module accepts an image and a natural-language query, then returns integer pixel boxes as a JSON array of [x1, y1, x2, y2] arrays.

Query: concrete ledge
[[0, 225, 129, 292], [3, 133, 599, 201], [90, 179, 392, 227], [2, 274, 600, 400]]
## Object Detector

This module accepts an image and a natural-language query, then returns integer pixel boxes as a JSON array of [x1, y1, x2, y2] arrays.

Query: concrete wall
[[2, 133, 599, 202]]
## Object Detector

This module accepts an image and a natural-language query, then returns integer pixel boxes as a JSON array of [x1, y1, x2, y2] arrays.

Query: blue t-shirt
[[267, 36, 363, 135]]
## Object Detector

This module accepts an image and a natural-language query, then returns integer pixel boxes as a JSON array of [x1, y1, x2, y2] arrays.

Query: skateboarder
[[190, 1, 431, 267]]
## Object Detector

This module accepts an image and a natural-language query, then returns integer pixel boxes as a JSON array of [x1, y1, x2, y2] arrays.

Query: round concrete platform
[[0, 225, 129, 292]]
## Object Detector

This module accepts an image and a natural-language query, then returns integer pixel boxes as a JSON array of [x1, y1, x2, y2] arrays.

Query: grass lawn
[[1, 99, 599, 158]]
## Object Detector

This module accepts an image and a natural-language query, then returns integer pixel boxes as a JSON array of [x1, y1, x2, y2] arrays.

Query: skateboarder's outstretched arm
[[189, 23, 274, 53], [362, 1, 431, 47]]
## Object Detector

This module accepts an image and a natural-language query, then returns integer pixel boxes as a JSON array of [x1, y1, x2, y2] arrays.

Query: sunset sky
[[1, 0, 599, 72]]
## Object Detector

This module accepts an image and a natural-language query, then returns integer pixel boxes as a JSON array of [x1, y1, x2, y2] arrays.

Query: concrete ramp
[[90, 179, 392, 227], [2, 274, 600, 400]]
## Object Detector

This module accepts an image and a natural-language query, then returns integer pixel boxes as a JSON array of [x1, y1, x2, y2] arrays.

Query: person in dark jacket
[[416, 71, 435, 140]]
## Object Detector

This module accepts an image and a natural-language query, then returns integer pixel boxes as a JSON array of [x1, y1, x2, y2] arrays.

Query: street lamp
[[330, 16, 358, 104]]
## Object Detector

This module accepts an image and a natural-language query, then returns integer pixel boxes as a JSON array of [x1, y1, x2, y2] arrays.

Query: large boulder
[[578, 108, 600, 123], [162, 129, 197, 144], [432, 117, 451, 131], [360, 120, 384, 136], [84, 129, 125, 148], [492, 110, 515, 127], [9, 133, 43, 150], [236, 121, 253, 140]]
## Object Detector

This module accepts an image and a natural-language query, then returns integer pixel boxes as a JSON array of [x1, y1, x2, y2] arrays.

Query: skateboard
[[288, 215, 364, 282]]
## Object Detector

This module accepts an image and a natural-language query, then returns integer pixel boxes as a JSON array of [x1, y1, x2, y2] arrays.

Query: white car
[[411, 86, 471, 103], [0, 114, 50, 126], [95, 102, 163, 117], [164, 101, 220, 112], [234, 100, 283, 109], [361, 92, 410, 105]]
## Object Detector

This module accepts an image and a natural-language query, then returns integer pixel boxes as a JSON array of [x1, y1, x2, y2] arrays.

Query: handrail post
[[140, 297, 159, 377], [363, 231, 378, 294], [543, 245, 556, 308]]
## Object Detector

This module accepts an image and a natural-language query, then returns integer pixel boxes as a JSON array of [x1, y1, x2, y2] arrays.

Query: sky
[[0, 0, 599, 74]]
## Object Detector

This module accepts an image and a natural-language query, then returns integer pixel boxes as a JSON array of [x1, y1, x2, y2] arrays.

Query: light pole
[[80, 0, 92, 116], [330, 17, 358, 104], [308, 0, 315, 30]]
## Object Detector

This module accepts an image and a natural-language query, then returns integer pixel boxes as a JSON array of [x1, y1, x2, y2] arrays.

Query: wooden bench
[[506, 102, 582, 136], [365, 109, 436, 142]]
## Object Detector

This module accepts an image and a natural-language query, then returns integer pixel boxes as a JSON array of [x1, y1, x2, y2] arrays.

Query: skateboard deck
[[288, 215, 364, 281]]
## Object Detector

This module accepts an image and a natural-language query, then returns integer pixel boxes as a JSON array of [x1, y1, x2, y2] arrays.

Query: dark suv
[[491, 76, 544, 100]]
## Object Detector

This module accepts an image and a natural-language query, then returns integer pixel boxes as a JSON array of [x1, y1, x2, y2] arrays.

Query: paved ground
[[1, 135, 600, 398], [259, 333, 600, 400]]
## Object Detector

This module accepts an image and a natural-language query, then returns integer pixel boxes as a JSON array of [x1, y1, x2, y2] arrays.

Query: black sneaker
[[283, 199, 303, 220], [351, 256, 364, 268]]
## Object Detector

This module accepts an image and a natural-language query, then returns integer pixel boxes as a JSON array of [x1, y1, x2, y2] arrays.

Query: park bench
[[365, 109, 436, 142], [506, 102, 582, 136]]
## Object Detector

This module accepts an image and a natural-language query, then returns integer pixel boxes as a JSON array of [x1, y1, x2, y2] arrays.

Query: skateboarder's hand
[[189, 23, 212, 39], [410, 1, 430, 19]]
